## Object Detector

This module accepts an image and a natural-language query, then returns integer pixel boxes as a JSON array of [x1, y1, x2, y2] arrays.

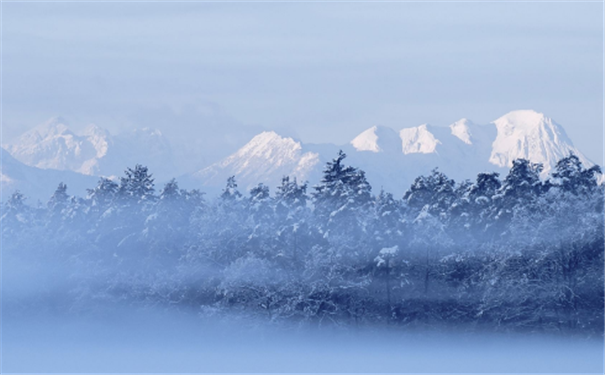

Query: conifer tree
[[118, 164, 156, 203]]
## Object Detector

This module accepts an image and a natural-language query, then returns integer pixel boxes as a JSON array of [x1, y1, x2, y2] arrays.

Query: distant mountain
[[1, 147, 97, 202], [350, 126, 401, 153], [4, 117, 177, 181], [4, 117, 108, 175], [189, 110, 597, 196], [4, 110, 598, 198], [185, 131, 327, 194], [489, 110, 592, 172]]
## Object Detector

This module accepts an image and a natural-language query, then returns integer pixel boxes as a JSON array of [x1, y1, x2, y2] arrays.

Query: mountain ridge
[[186, 110, 597, 196], [4, 120, 177, 180], [3, 110, 600, 198]]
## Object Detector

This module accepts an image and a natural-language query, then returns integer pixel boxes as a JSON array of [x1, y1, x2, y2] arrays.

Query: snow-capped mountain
[[1, 147, 97, 202], [4, 118, 178, 181], [4, 110, 598, 198], [187, 131, 325, 193], [189, 110, 597, 196], [350, 126, 401, 154], [489, 110, 592, 173], [399, 124, 443, 155], [4, 117, 108, 175]]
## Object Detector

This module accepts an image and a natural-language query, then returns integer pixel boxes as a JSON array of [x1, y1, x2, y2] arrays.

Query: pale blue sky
[[2, 1, 603, 163]]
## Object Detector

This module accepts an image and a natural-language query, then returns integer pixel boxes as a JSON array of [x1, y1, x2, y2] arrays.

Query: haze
[[2, 2, 603, 163]]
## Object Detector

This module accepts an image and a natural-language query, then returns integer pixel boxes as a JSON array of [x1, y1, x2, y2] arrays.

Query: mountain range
[[1, 110, 599, 200], [4, 117, 177, 179], [188, 110, 595, 195]]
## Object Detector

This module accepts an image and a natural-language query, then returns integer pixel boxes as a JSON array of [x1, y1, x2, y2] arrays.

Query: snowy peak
[[32, 117, 72, 138], [15, 117, 73, 148], [235, 131, 303, 165], [4, 117, 177, 180], [350, 125, 402, 153], [489, 110, 590, 174], [493, 110, 549, 133], [193, 110, 596, 197], [215, 131, 318, 174], [82, 123, 110, 138], [449, 118, 475, 145], [5, 117, 102, 174], [192, 131, 321, 192], [5, 110, 597, 198], [82, 124, 111, 159], [399, 124, 441, 154]]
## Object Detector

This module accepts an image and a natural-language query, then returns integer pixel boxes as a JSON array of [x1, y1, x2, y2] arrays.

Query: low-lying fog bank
[[3, 308, 603, 373]]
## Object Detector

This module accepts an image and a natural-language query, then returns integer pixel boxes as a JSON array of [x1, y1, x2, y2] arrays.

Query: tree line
[[2, 152, 603, 334]]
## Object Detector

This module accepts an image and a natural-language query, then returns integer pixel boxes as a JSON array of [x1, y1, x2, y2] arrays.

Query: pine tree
[[48, 182, 69, 212], [372, 189, 404, 248], [499, 159, 543, 203], [87, 177, 118, 216], [118, 164, 156, 203], [464, 172, 502, 236], [551, 153, 602, 196], [221, 176, 242, 202], [469, 173, 501, 203], [1, 191, 30, 235], [275, 176, 307, 219], [248, 184, 272, 220], [144, 179, 192, 261], [274, 176, 311, 269], [403, 168, 456, 218], [491, 159, 544, 233], [312, 150, 372, 238]]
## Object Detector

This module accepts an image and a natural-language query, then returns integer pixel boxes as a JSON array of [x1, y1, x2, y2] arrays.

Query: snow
[[192, 110, 596, 196], [375, 246, 399, 266], [233, 131, 304, 169], [350, 125, 401, 153], [449, 118, 474, 145], [4, 118, 178, 181], [82, 124, 110, 158], [379, 245, 399, 255], [3, 111, 599, 199], [351, 126, 381, 152], [192, 131, 321, 192], [489, 110, 593, 176], [5, 118, 107, 175], [399, 124, 441, 154]]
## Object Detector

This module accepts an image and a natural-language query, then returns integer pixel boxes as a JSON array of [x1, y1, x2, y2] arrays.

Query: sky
[[2, 1, 604, 163]]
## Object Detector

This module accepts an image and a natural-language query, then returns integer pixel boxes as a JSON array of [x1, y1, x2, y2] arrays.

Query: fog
[[4, 307, 603, 373], [4, 2, 604, 163], [2, 154, 604, 373]]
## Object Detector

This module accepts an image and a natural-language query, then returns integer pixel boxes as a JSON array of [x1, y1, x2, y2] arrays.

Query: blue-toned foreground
[[2, 309, 603, 373]]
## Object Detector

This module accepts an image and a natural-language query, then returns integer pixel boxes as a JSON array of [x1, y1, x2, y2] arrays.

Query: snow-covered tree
[[118, 164, 156, 203], [87, 177, 118, 218], [3, 154, 603, 333], [551, 153, 602, 196], [403, 168, 456, 218], [312, 150, 372, 242]]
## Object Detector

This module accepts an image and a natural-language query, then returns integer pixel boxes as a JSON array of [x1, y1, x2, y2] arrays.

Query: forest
[[2, 152, 604, 335]]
